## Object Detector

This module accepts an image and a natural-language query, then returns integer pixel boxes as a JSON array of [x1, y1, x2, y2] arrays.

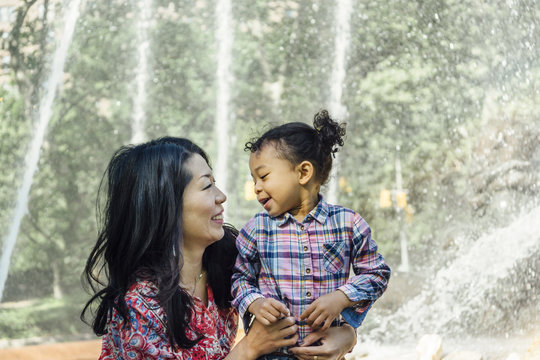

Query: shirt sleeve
[[231, 217, 265, 324], [338, 213, 391, 327]]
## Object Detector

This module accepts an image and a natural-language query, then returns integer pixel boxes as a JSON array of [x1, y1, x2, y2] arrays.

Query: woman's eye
[[203, 178, 217, 190]]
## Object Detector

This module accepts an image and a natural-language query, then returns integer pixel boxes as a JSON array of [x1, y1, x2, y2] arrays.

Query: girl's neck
[[290, 188, 320, 222]]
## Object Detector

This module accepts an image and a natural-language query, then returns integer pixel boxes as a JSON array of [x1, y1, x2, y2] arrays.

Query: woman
[[81, 137, 356, 359]]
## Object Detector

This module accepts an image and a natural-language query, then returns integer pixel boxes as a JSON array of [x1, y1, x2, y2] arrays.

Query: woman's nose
[[216, 187, 227, 203]]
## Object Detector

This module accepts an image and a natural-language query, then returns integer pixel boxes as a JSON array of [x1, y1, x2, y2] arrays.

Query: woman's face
[[182, 153, 227, 250]]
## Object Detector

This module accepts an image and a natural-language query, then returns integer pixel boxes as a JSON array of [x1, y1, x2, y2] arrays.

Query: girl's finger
[[310, 314, 327, 329], [265, 305, 281, 318], [319, 318, 331, 331], [269, 298, 290, 316], [264, 311, 279, 323], [307, 308, 323, 325]]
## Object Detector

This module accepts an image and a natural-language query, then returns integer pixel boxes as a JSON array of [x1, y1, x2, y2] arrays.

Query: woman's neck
[[180, 245, 208, 303], [180, 246, 205, 285]]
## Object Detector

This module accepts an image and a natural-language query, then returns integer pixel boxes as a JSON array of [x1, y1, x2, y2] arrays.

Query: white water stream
[[326, 0, 352, 204], [0, 0, 82, 301], [214, 0, 233, 212], [130, 0, 153, 144]]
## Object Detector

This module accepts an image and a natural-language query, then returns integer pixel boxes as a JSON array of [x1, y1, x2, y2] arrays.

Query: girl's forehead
[[249, 145, 277, 163], [255, 141, 281, 157], [249, 145, 296, 172]]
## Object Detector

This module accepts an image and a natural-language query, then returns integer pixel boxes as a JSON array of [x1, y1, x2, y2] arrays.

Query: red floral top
[[99, 279, 238, 359]]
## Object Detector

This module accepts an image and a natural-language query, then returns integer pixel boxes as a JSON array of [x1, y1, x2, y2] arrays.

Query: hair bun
[[313, 110, 346, 155]]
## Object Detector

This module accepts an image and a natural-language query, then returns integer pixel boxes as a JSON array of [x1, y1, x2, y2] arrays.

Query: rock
[[345, 346, 369, 359], [522, 335, 540, 360], [442, 351, 482, 360], [505, 353, 520, 360], [417, 334, 443, 360]]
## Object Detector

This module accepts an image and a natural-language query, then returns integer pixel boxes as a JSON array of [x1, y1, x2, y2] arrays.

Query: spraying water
[[326, 0, 352, 204], [366, 204, 540, 342], [130, 0, 153, 144], [0, 0, 82, 301], [214, 0, 233, 210]]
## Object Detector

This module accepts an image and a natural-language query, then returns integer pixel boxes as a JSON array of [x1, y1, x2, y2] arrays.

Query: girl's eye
[[261, 174, 269, 179]]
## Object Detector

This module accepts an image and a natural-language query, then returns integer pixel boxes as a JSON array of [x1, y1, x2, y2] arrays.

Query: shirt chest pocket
[[322, 241, 346, 274]]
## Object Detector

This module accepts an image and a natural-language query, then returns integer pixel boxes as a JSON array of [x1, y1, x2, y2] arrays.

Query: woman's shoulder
[[125, 279, 163, 318], [102, 279, 171, 359], [127, 278, 158, 298]]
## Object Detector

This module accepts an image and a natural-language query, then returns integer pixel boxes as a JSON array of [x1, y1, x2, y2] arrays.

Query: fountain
[[214, 0, 233, 208], [326, 0, 352, 204], [0, 1, 537, 357], [130, 0, 153, 144], [368, 205, 540, 340], [348, 201, 540, 359], [0, 0, 81, 302]]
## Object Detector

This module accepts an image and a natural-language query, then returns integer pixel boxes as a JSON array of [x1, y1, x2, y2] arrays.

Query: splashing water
[[365, 204, 540, 342], [130, 0, 153, 144], [0, 0, 82, 301], [326, 0, 352, 204]]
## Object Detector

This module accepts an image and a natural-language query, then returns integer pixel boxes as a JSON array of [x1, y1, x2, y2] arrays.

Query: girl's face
[[182, 154, 227, 250], [249, 144, 302, 218]]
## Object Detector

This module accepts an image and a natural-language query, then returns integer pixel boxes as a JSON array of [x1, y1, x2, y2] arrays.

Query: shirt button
[[306, 292, 312, 297], [306, 268, 311, 274], [303, 246, 308, 251], [300, 225, 305, 231]]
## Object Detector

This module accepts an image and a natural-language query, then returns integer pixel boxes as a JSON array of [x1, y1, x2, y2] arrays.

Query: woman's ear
[[296, 161, 314, 185]]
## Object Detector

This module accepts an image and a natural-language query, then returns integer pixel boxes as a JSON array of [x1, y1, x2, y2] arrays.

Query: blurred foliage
[[0, 294, 89, 338], [0, 0, 538, 340]]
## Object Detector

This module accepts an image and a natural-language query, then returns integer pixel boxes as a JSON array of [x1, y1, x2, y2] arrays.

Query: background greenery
[[0, 0, 538, 342]]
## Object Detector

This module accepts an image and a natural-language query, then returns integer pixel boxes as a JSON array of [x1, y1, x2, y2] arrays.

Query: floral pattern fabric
[[99, 279, 238, 360]]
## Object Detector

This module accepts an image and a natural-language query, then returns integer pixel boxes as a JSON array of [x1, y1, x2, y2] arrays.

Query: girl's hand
[[229, 316, 298, 360], [299, 290, 350, 331], [248, 297, 290, 325], [289, 324, 357, 360]]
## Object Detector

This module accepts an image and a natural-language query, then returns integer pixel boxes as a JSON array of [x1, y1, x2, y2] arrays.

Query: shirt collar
[[272, 195, 329, 227]]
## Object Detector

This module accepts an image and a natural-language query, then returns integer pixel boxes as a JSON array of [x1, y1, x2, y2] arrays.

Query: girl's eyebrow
[[253, 164, 267, 172]]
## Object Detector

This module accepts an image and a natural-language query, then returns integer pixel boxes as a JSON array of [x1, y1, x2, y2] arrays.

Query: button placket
[[300, 223, 314, 302], [300, 225, 311, 275]]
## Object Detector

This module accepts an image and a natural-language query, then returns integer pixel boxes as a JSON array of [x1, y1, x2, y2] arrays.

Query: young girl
[[231, 110, 391, 358]]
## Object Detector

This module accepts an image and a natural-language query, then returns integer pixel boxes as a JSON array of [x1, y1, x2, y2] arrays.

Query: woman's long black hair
[[81, 136, 238, 349]]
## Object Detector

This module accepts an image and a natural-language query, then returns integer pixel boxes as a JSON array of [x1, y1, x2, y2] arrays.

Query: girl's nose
[[254, 180, 262, 194]]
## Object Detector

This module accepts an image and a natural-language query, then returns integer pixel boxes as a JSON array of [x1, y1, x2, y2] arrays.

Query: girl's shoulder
[[326, 203, 370, 231], [241, 211, 275, 231], [326, 202, 360, 219]]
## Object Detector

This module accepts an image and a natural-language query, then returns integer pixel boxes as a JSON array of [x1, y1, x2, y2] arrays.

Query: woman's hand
[[289, 324, 357, 360], [227, 316, 298, 360]]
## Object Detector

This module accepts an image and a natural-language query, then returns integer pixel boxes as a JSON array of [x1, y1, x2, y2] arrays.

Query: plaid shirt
[[231, 197, 390, 344]]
